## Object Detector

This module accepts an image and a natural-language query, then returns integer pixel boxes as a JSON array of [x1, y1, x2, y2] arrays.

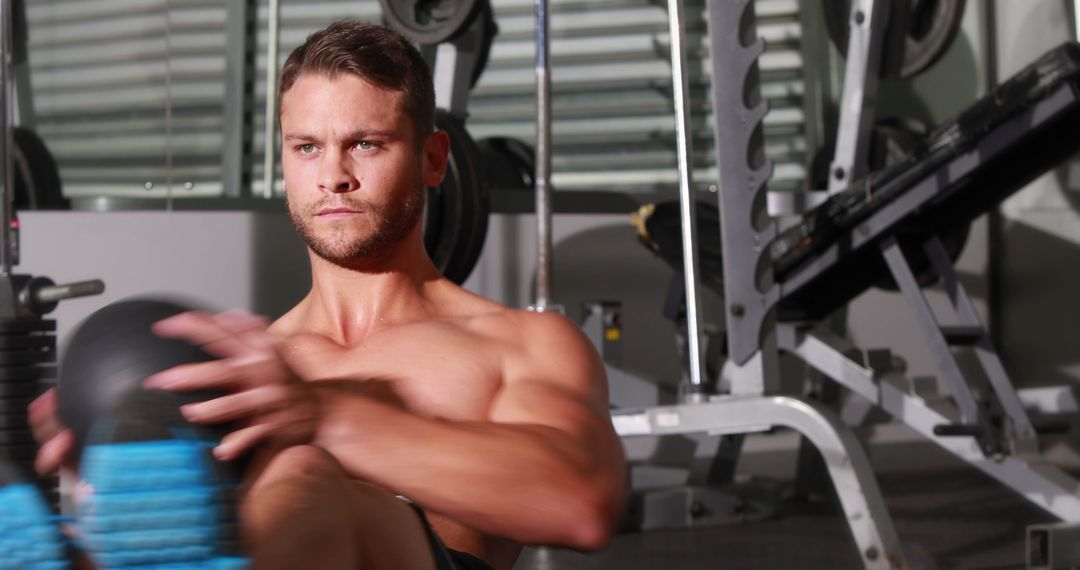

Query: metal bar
[[777, 324, 880, 403], [880, 237, 982, 424], [613, 396, 907, 569], [222, 0, 253, 198], [792, 329, 1080, 522], [262, 0, 281, 199], [164, 0, 174, 209], [923, 236, 1038, 452], [0, 0, 12, 275], [1074, 0, 1080, 43], [828, 0, 889, 193], [666, 0, 705, 391], [533, 0, 554, 310], [706, 0, 779, 378]]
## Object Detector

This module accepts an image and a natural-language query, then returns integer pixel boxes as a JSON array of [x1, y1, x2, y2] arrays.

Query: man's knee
[[246, 444, 347, 497]]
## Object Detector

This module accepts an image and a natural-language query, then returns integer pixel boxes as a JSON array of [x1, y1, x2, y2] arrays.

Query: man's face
[[280, 73, 445, 265]]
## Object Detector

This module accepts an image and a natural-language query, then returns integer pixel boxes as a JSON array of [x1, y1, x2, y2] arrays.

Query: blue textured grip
[[0, 483, 68, 570], [81, 440, 249, 570]]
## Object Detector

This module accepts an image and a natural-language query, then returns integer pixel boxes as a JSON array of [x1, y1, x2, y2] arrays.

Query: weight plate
[[478, 136, 535, 191], [0, 366, 55, 382], [13, 126, 66, 210], [380, 0, 483, 46], [0, 413, 29, 429], [0, 336, 55, 350], [824, 0, 966, 79], [0, 382, 39, 398], [0, 351, 55, 366], [469, 3, 498, 88], [424, 111, 490, 284], [0, 429, 34, 446], [0, 319, 55, 334], [1, 445, 38, 461]]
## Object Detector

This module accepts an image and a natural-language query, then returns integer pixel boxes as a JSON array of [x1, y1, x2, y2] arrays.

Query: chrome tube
[[667, 0, 705, 390], [533, 0, 553, 310], [0, 0, 12, 275], [262, 0, 281, 198]]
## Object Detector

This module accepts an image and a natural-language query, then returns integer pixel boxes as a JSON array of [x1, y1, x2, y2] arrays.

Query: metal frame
[[827, 0, 891, 194], [613, 397, 905, 569], [778, 322, 1080, 523], [222, 0, 256, 198], [611, 2, 910, 567]]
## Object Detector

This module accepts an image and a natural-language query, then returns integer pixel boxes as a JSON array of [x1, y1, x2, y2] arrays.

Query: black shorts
[[408, 503, 494, 570]]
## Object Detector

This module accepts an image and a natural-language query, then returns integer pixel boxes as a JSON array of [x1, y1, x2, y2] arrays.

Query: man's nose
[[317, 151, 359, 193]]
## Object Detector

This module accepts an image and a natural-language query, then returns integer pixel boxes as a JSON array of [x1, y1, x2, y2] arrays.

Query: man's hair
[[279, 21, 436, 144]]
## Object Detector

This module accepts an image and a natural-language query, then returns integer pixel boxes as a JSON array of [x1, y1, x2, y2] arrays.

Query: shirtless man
[[29, 20, 627, 570]]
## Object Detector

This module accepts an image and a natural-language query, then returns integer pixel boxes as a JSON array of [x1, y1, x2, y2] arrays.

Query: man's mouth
[[316, 206, 363, 219]]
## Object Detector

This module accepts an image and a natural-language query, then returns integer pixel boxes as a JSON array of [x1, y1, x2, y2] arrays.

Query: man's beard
[[287, 189, 424, 266]]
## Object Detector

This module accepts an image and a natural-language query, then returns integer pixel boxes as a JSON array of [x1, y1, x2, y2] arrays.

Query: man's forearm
[[310, 384, 623, 549]]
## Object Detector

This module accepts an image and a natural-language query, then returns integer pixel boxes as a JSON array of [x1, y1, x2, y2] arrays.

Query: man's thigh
[[242, 445, 437, 570]]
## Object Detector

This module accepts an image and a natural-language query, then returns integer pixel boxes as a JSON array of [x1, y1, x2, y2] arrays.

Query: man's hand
[[27, 388, 77, 476], [144, 310, 320, 461]]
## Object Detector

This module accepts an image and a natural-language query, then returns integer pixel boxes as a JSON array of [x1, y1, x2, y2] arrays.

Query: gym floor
[[512, 442, 1053, 570]]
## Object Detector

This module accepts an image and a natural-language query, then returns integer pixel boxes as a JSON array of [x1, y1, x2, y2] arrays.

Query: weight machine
[[611, 1, 1080, 569]]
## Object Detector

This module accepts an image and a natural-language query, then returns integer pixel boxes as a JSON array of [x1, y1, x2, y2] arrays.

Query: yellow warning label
[[605, 328, 621, 342]]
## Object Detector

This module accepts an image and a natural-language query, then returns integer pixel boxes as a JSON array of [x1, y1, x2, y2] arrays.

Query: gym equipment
[[58, 298, 248, 569], [12, 126, 65, 210], [773, 43, 1080, 320], [380, 0, 484, 46], [0, 3, 103, 568], [425, 111, 489, 285], [381, 0, 498, 89], [477, 137, 535, 192], [825, 0, 966, 79], [613, 0, 1080, 565]]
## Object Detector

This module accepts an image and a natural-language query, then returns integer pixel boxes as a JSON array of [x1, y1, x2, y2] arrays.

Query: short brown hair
[[279, 21, 435, 144]]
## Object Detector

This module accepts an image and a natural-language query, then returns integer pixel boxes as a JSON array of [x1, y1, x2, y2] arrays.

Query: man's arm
[[313, 312, 627, 549], [146, 310, 627, 549]]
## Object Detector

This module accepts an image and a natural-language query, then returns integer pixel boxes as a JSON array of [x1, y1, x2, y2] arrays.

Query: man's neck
[[301, 235, 446, 344]]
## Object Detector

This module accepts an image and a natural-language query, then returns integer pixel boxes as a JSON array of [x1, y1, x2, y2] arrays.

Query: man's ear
[[422, 130, 451, 188]]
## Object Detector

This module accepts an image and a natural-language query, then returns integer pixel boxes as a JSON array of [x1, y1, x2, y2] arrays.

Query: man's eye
[[356, 141, 377, 151], [298, 144, 316, 154]]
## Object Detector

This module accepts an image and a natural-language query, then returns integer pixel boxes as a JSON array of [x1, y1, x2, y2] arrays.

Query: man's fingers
[[28, 389, 65, 445], [180, 385, 288, 424], [35, 429, 74, 476], [153, 312, 253, 358], [27, 388, 56, 416], [215, 423, 276, 461], [144, 360, 238, 392]]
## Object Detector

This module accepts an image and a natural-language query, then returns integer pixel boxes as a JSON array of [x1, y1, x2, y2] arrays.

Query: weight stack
[[0, 318, 57, 502]]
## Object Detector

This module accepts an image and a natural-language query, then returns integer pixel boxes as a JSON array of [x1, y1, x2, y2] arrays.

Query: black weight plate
[[901, 0, 966, 78], [0, 319, 55, 334], [0, 382, 40, 398], [425, 111, 489, 284], [469, 3, 498, 88], [0, 429, 34, 446], [380, 0, 483, 45], [0, 366, 55, 382], [0, 413, 29, 430], [13, 126, 66, 210], [0, 350, 55, 366], [0, 336, 56, 350], [478, 136, 535, 191], [1, 445, 38, 461], [824, 0, 966, 79]]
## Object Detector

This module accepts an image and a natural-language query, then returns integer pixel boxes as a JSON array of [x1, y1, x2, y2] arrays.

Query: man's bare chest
[[280, 327, 506, 421]]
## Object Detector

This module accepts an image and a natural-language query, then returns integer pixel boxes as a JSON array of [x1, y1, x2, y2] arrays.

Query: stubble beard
[[287, 189, 425, 266]]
